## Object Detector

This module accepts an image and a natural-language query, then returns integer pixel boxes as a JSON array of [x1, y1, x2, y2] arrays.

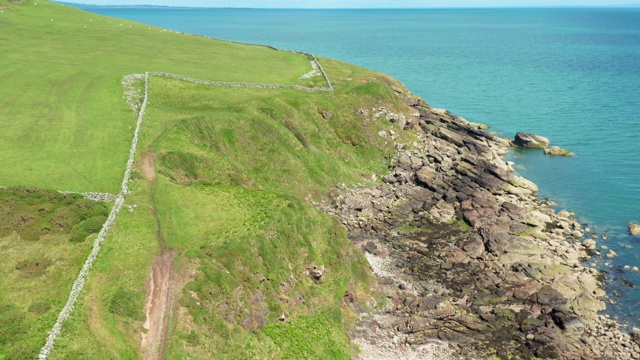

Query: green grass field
[[0, 1, 419, 359], [0, 0, 312, 193]]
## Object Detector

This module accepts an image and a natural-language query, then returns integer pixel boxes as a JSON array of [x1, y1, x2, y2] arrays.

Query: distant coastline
[[57, 1, 640, 10]]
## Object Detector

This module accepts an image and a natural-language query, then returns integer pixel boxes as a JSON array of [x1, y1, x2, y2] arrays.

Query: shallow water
[[82, 6, 640, 326]]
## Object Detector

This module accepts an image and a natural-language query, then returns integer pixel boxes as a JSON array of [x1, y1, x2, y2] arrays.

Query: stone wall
[[149, 71, 331, 92], [201, 35, 333, 91], [58, 191, 118, 202]]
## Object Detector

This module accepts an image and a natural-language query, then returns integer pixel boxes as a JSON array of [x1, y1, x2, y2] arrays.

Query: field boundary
[[196, 35, 333, 92], [149, 53, 332, 92], [150, 71, 331, 92], [38, 56, 333, 358], [57, 191, 118, 202]]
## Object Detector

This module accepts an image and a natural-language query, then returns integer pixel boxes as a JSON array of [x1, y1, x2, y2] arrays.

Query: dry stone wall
[[149, 71, 331, 92], [203, 36, 333, 91], [58, 191, 118, 202]]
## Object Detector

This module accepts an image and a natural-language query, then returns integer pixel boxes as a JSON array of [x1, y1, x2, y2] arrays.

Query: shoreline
[[316, 87, 640, 359]]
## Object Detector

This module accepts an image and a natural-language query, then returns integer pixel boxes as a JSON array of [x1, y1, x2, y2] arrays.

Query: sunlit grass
[[0, 0, 311, 193]]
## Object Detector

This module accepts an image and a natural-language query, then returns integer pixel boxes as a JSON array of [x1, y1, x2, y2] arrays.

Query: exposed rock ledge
[[544, 146, 574, 157], [631, 222, 640, 236], [514, 132, 551, 149], [317, 90, 639, 359]]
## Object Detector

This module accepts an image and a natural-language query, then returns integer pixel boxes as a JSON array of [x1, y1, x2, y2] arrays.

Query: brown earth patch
[[140, 249, 174, 360], [15, 257, 53, 277], [141, 207, 173, 360], [140, 153, 157, 182]]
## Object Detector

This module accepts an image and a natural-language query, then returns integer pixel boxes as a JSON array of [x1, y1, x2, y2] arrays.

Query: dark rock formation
[[514, 132, 550, 148], [316, 91, 639, 360]]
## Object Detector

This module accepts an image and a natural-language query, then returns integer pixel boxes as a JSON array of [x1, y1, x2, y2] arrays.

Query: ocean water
[[81, 6, 640, 326]]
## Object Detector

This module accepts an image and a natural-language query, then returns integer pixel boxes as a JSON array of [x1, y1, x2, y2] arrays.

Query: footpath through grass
[[0, 0, 312, 193]]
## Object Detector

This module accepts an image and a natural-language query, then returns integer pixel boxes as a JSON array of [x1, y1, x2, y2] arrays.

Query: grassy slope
[[0, 0, 310, 193], [52, 69, 413, 360], [1, 1, 421, 359], [0, 188, 111, 359]]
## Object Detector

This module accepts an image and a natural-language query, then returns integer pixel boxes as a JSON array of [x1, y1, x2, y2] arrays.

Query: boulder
[[409, 155, 423, 170], [544, 146, 574, 157], [525, 210, 551, 228], [363, 241, 377, 254], [479, 225, 511, 254], [533, 285, 567, 307], [461, 235, 485, 258], [514, 132, 550, 149], [558, 210, 571, 219], [551, 308, 585, 333], [630, 222, 640, 236], [321, 110, 334, 119], [428, 200, 456, 224], [397, 154, 413, 170], [582, 239, 597, 250], [571, 230, 583, 239], [416, 166, 437, 185], [631, 328, 640, 344], [307, 265, 324, 282], [510, 176, 539, 193]]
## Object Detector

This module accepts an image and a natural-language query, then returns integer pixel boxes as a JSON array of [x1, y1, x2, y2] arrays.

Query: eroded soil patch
[[140, 152, 157, 182], [141, 249, 174, 360]]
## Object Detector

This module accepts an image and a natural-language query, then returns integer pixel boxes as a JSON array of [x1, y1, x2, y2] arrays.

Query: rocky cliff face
[[319, 89, 640, 359]]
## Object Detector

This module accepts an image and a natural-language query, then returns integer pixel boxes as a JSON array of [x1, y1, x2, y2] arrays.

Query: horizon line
[[57, 2, 640, 10]]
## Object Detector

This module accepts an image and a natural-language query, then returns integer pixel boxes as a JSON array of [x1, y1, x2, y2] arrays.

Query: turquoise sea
[[80, 6, 640, 326]]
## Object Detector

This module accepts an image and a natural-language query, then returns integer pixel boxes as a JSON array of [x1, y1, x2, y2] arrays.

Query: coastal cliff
[[318, 87, 640, 359], [3, 2, 639, 358]]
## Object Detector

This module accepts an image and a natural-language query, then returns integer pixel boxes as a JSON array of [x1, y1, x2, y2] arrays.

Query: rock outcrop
[[630, 222, 640, 236], [316, 89, 639, 360], [514, 132, 550, 148], [544, 146, 574, 157]]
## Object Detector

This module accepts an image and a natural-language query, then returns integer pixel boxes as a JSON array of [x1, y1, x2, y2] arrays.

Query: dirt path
[[140, 152, 156, 182], [140, 151, 173, 360], [141, 248, 173, 360]]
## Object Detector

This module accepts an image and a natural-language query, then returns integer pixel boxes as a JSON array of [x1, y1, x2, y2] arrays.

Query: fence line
[[39, 53, 333, 358]]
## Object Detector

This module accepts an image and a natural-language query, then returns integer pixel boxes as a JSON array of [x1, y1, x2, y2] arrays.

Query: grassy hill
[[0, 0, 311, 193], [0, 1, 419, 359]]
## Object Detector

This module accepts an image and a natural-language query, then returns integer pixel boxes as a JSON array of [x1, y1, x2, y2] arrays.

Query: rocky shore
[[318, 89, 640, 359]]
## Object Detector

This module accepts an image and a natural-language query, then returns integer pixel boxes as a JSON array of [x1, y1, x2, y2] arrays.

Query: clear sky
[[62, 0, 640, 8]]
